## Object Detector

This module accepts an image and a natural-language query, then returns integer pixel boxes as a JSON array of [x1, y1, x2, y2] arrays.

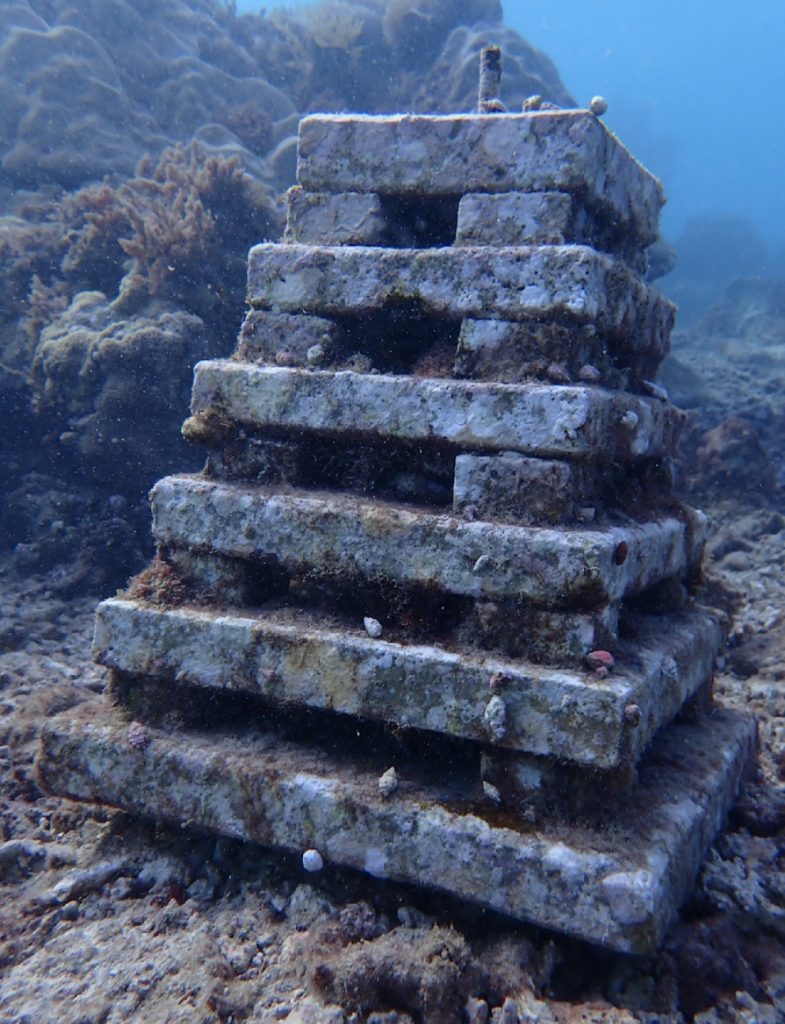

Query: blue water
[[236, 0, 785, 265], [510, 2, 785, 256]]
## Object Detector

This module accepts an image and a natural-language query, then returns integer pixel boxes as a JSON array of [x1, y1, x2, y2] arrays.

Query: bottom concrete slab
[[38, 702, 754, 953]]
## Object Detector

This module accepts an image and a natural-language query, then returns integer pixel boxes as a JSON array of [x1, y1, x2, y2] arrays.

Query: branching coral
[[116, 147, 221, 308], [59, 183, 135, 296], [110, 142, 280, 322], [2, 141, 280, 349]]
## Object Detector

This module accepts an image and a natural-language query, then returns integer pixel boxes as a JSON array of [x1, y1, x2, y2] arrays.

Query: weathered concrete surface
[[190, 362, 684, 462], [284, 187, 387, 246], [203, 437, 303, 486], [296, 113, 664, 247], [452, 452, 600, 523], [94, 598, 720, 769], [454, 317, 667, 385], [246, 244, 675, 350], [37, 702, 755, 953], [236, 310, 340, 366], [456, 191, 577, 247], [460, 599, 620, 665], [151, 476, 707, 606], [455, 192, 647, 274], [282, 186, 632, 262]]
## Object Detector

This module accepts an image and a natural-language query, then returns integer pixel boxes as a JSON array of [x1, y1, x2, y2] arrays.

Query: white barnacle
[[483, 695, 507, 741], [624, 704, 642, 726], [306, 343, 325, 366]]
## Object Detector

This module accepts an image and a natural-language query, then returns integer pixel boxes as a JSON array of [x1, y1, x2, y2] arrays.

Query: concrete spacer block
[[455, 191, 575, 246], [454, 317, 668, 386], [237, 309, 340, 366], [457, 598, 619, 665], [284, 187, 387, 245], [454, 192, 647, 274], [453, 452, 600, 524], [204, 437, 302, 485]]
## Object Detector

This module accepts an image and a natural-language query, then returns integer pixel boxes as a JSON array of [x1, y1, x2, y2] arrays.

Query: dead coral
[[32, 295, 213, 493], [266, 1, 417, 114], [0, 211, 77, 416], [308, 923, 476, 1023], [116, 148, 218, 307], [264, 8, 319, 101], [0, 183, 131, 360], [688, 416, 777, 504], [3, 144, 280, 335], [59, 182, 134, 297]]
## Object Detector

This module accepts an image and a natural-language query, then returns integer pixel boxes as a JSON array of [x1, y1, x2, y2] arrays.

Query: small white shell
[[378, 766, 398, 799], [301, 848, 324, 872], [482, 780, 502, 805], [590, 95, 608, 116], [363, 616, 383, 638]]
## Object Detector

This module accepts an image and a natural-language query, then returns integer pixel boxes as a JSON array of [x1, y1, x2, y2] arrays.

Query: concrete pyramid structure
[[38, 55, 755, 953]]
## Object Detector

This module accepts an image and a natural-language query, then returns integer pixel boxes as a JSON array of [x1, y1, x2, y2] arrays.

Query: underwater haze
[[513, 1, 785, 259], [2, 2, 785, 1020], [236, 0, 785, 273]]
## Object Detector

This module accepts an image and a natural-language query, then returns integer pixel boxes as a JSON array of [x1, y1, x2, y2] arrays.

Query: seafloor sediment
[[1, 488, 784, 1022]]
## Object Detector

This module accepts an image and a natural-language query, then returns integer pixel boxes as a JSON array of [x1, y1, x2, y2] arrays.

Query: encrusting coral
[[382, 0, 502, 65]]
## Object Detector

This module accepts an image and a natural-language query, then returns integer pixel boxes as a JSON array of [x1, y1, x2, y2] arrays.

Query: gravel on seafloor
[[0, 533, 784, 1022]]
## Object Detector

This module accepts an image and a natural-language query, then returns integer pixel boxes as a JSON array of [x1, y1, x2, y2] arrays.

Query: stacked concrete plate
[[38, 94, 755, 953]]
